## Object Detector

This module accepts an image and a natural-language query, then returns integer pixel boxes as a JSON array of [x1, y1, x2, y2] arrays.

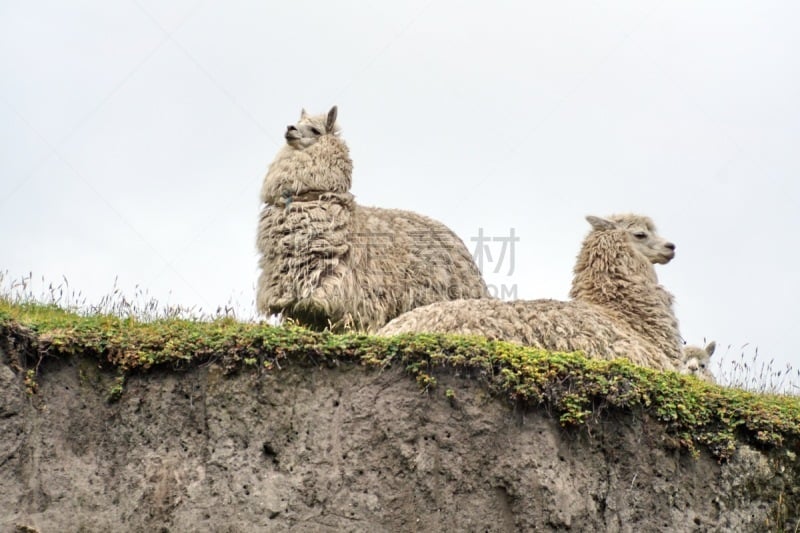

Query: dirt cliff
[[1, 306, 799, 532]]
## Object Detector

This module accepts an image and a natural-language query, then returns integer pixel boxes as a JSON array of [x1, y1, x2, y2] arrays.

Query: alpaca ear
[[705, 341, 716, 357], [586, 216, 615, 231], [300, 108, 309, 119], [326, 106, 338, 133]]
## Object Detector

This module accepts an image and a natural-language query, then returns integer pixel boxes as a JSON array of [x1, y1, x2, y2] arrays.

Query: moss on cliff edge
[[2, 299, 799, 462]]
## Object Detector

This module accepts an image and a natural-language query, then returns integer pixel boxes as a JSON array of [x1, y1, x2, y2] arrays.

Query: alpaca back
[[349, 207, 490, 324], [379, 298, 674, 370], [514, 300, 674, 369]]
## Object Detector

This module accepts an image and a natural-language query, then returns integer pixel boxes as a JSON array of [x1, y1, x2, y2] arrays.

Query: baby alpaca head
[[285, 106, 339, 150], [586, 214, 676, 265], [681, 341, 716, 382]]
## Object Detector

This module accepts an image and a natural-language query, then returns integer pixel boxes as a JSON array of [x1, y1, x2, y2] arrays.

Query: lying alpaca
[[379, 214, 682, 371]]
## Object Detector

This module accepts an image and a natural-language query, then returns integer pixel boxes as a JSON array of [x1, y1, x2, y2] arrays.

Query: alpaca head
[[284, 106, 339, 150], [586, 214, 676, 265], [681, 341, 716, 382], [260, 105, 352, 204]]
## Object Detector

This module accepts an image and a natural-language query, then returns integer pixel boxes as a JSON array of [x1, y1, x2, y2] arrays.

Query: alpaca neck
[[260, 137, 353, 205], [569, 232, 680, 354]]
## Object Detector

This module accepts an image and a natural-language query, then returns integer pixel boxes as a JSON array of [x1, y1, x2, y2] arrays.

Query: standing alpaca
[[256, 106, 489, 331], [379, 214, 683, 371], [681, 342, 717, 383]]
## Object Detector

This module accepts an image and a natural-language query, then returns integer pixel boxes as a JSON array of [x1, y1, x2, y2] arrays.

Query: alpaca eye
[[633, 232, 647, 239], [310, 128, 322, 135]]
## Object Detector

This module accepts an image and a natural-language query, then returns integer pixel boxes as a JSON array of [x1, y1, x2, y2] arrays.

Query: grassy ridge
[[2, 299, 799, 461]]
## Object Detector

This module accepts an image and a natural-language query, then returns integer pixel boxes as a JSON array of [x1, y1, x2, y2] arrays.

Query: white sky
[[2, 2, 798, 382]]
